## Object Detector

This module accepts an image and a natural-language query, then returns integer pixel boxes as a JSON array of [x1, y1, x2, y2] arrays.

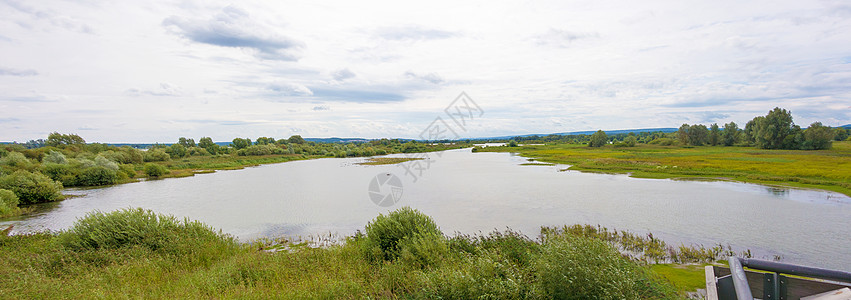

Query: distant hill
[[841, 124, 851, 129]]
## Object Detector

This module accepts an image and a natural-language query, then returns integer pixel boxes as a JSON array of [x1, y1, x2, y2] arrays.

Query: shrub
[[0, 152, 33, 171], [42, 163, 80, 185], [144, 164, 169, 177], [537, 234, 676, 299], [118, 164, 136, 178], [0, 188, 20, 216], [57, 208, 236, 256], [43, 150, 68, 164], [0, 170, 63, 204], [76, 166, 119, 186], [143, 148, 170, 162], [363, 207, 443, 262]]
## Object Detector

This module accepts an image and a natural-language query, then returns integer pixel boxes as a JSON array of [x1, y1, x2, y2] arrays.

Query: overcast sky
[[1, 0, 850, 143]]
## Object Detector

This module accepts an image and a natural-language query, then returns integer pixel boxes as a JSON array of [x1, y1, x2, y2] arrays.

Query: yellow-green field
[[479, 141, 851, 196]]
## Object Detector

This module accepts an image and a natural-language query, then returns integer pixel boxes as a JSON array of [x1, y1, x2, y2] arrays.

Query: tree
[[722, 122, 739, 146], [178, 137, 195, 148], [0, 170, 63, 204], [288, 135, 306, 144], [231, 138, 251, 150], [255, 137, 276, 145], [677, 124, 690, 145], [198, 137, 219, 155], [834, 128, 849, 141], [166, 144, 187, 158], [144, 164, 169, 177], [46, 132, 86, 147], [589, 130, 607, 147], [687, 124, 709, 146], [802, 122, 834, 150], [709, 123, 720, 146], [624, 135, 637, 147], [755, 107, 794, 149]]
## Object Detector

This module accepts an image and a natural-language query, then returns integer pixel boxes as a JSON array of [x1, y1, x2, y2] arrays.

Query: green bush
[[0, 170, 63, 204], [76, 166, 119, 186], [363, 207, 443, 262], [42, 163, 80, 185], [537, 234, 676, 299], [144, 164, 169, 177], [0, 152, 33, 171], [0, 188, 20, 216], [143, 148, 170, 162], [57, 208, 235, 256]]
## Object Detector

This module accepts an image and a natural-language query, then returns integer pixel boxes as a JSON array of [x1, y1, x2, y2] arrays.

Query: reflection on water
[[2, 148, 850, 271], [765, 187, 790, 197]]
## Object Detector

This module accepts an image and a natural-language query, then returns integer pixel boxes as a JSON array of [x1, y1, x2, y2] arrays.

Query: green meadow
[[478, 141, 851, 196]]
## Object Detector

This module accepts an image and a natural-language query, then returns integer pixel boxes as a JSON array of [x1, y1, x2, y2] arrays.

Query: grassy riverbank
[[477, 141, 851, 196], [0, 207, 729, 299]]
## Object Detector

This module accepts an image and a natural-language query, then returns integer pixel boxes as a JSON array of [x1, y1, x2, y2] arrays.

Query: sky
[[1, 0, 850, 143]]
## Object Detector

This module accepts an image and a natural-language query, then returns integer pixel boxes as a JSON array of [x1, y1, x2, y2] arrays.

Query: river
[[3, 148, 850, 270]]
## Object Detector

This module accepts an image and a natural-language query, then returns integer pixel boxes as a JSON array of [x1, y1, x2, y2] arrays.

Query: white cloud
[[1, 0, 849, 142]]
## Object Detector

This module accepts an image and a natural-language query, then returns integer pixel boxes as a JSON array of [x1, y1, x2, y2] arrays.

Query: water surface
[[4, 148, 850, 270]]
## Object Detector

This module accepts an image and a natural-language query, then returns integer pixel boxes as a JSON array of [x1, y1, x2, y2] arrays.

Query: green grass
[[651, 264, 708, 292], [1, 208, 688, 299], [478, 141, 851, 196]]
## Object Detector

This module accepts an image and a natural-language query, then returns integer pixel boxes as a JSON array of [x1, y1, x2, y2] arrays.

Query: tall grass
[[1, 208, 683, 299]]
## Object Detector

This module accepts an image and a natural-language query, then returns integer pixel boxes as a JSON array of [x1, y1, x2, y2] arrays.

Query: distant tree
[[143, 148, 170, 162], [744, 117, 762, 145], [178, 137, 195, 148], [588, 130, 607, 147], [231, 138, 252, 150], [255, 137, 276, 145], [46, 132, 85, 147], [755, 107, 795, 149], [834, 128, 849, 141], [288, 135, 306, 144], [677, 124, 690, 145], [687, 124, 709, 146], [624, 135, 637, 147], [709, 123, 721, 146], [802, 122, 834, 150], [722, 122, 739, 146], [198, 137, 219, 155], [166, 144, 187, 158]]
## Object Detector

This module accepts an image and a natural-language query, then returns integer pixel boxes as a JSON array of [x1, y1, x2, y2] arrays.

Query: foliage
[[0, 170, 63, 204], [75, 166, 119, 186], [537, 233, 676, 299], [166, 144, 187, 158], [723, 122, 740, 146], [287, 135, 306, 144], [144, 164, 169, 177], [362, 206, 443, 261], [802, 122, 834, 150], [0, 188, 20, 216], [43, 150, 68, 164], [236, 144, 285, 156], [230, 138, 252, 150], [57, 208, 236, 254], [589, 130, 608, 147], [624, 135, 638, 147], [46, 132, 86, 147], [143, 148, 170, 162], [0, 206, 687, 299], [0, 151, 34, 172], [709, 123, 721, 146]]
